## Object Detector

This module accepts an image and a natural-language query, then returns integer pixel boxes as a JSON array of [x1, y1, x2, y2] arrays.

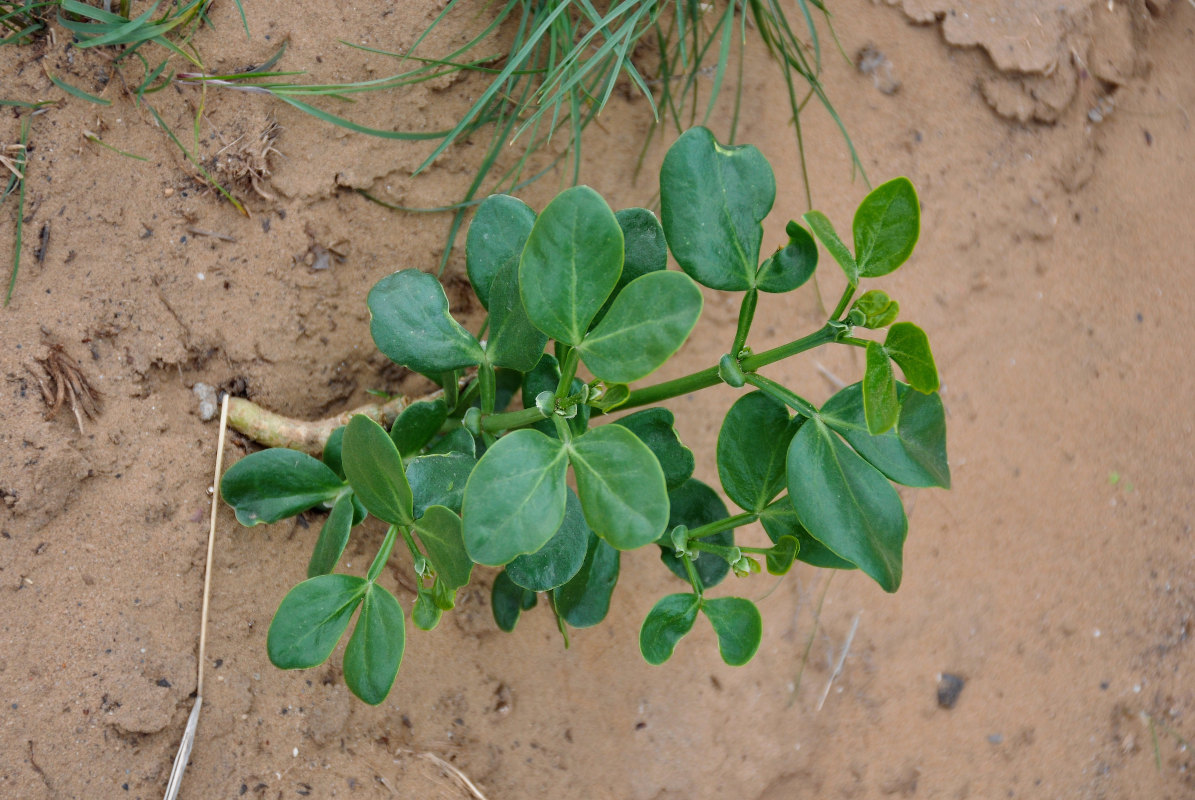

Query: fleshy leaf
[[759, 498, 858, 570], [577, 271, 703, 384], [765, 535, 800, 575], [407, 452, 475, 517], [639, 593, 700, 665], [343, 584, 405, 705], [756, 220, 817, 293], [427, 427, 476, 458], [413, 505, 473, 591], [390, 399, 448, 459], [786, 419, 907, 592], [612, 407, 694, 491], [506, 489, 590, 592], [717, 391, 801, 512], [863, 341, 899, 435], [462, 429, 569, 565], [466, 194, 536, 309], [412, 588, 443, 631], [322, 425, 347, 479], [486, 259, 548, 372], [659, 479, 732, 589], [700, 597, 762, 666], [552, 532, 620, 628], [519, 185, 623, 345], [568, 424, 669, 551], [343, 415, 414, 525], [884, 322, 939, 393], [592, 208, 669, 327], [819, 382, 950, 489], [368, 269, 484, 375], [854, 177, 919, 278], [221, 449, 345, 526], [491, 570, 538, 632], [307, 492, 356, 577], [802, 210, 859, 286], [660, 126, 775, 291], [267, 574, 367, 670]]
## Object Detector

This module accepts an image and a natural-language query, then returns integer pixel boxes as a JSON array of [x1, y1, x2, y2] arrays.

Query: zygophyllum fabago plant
[[220, 126, 949, 704]]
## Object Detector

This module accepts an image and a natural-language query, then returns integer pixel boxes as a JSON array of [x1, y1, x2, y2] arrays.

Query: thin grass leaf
[[4, 114, 29, 306], [146, 103, 248, 216], [45, 70, 112, 105]]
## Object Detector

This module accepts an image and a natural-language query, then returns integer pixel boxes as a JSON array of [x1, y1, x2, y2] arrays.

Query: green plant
[[220, 126, 948, 704], [179, 0, 858, 271]]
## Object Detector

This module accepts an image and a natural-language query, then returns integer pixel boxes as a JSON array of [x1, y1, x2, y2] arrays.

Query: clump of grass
[[2, 111, 31, 306], [0, 1, 53, 46], [178, 0, 863, 272]]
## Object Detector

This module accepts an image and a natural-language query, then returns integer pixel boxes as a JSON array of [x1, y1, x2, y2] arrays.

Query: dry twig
[[27, 344, 102, 432]]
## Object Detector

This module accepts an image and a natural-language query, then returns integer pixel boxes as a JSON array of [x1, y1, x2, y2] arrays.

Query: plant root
[[27, 344, 102, 432], [225, 394, 414, 457]]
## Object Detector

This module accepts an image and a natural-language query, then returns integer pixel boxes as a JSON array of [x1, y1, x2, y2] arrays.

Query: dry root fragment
[[1, 143, 26, 180], [210, 118, 282, 201], [27, 344, 102, 432]]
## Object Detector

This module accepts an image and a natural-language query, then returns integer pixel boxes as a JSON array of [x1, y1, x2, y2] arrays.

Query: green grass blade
[[45, 70, 112, 105], [4, 114, 29, 306]]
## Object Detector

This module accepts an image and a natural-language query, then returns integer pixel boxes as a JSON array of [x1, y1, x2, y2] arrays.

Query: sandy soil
[[1, 1, 1193, 798]]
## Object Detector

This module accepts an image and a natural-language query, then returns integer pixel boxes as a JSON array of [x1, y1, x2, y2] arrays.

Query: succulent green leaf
[[307, 492, 356, 577], [491, 570, 538, 632], [802, 210, 859, 286], [639, 593, 701, 665], [765, 535, 800, 576], [787, 420, 908, 592], [820, 382, 950, 489], [759, 498, 858, 570], [412, 588, 443, 631], [591, 208, 669, 327], [577, 271, 703, 384], [884, 322, 939, 393], [658, 479, 732, 589], [700, 597, 762, 666], [863, 341, 899, 435], [427, 427, 476, 458], [486, 259, 548, 371], [413, 505, 473, 591], [462, 429, 569, 565], [407, 452, 474, 517], [322, 425, 347, 479], [612, 407, 694, 491], [267, 574, 367, 670], [717, 391, 801, 512], [850, 290, 899, 329], [343, 415, 414, 526], [466, 194, 536, 309], [854, 177, 919, 278], [551, 532, 620, 628], [587, 382, 629, 412], [221, 449, 345, 526], [390, 399, 449, 459], [519, 185, 623, 345], [756, 220, 817, 293], [343, 584, 405, 705], [368, 269, 485, 375], [506, 489, 590, 592], [660, 126, 774, 291], [568, 424, 669, 550]]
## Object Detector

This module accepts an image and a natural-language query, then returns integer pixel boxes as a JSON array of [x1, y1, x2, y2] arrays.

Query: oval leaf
[[390, 399, 448, 459], [414, 505, 473, 591], [551, 532, 620, 628], [466, 194, 536, 309], [487, 259, 549, 371], [802, 210, 858, 286], [765, 535, 800, 576], [412, 588, 443, 631], [307, 492, 357, 577], [407, 452, 475, 517], [863, 341, 899, 435], [700, 597, 762, 666], [267, 574, 367, 670], [578, 271, 703, 384], [660, 126, 774, 290], [462, 429, 569, 565], [568, 424, 669, 550], [369, 269, 484, 374], [717, 391, 800, 512], [592, 207, 669, 327], [221, 449, 345, 526], [491, 570, 538, 632], [639, 593, 701, 665], [787, 419, 908, 592], [612, 407, 694, 491], [757, 220, 817, 293], [506, 489, 590, 592], [519, 185, 623, 345], [884, 322, 939, 393], [659, 478, 732, 589], [820, 382, 950, 488], [343, 415, 414, 525], [322, 425, 348, 479], [343, 584, 405, 705], [854, 177, 919, 278], [759, 498, 858, 570]]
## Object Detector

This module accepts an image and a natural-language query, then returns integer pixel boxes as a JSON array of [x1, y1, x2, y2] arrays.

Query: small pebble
[[936, 673, 966, 709], [193, 383, 218, 421], [987, 733, 1004, 745]]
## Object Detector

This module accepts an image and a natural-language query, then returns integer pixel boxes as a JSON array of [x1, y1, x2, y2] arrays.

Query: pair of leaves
[[462, 423, 668, 565], [639, 593, 761, 667], [268, 574, 405, 705], [862, 322, 940, 434], [803, 177, 920, 286], [519, 186, 704, 383]]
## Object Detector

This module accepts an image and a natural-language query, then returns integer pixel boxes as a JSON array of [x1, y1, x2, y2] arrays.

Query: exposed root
[[27, 344, 102, 432], [226, 394, 414, 456], [395, 749, 489, 800]]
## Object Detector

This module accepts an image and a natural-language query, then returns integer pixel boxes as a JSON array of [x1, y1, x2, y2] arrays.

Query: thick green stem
[[556, 347, 580, 398], [681, 554, 704, 598], [731, 289, 758, 357], [478, 360, 497, 414], [479, 405, 547, 434], [686, 511, 758, 540], [830, 283, 857, 321], [367, 525, 400, 583], [743, 373, 819, 419]]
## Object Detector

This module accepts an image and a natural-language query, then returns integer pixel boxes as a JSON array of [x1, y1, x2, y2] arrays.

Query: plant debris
[[27, 343, 102, 432], [210, 118, 282, 201]]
